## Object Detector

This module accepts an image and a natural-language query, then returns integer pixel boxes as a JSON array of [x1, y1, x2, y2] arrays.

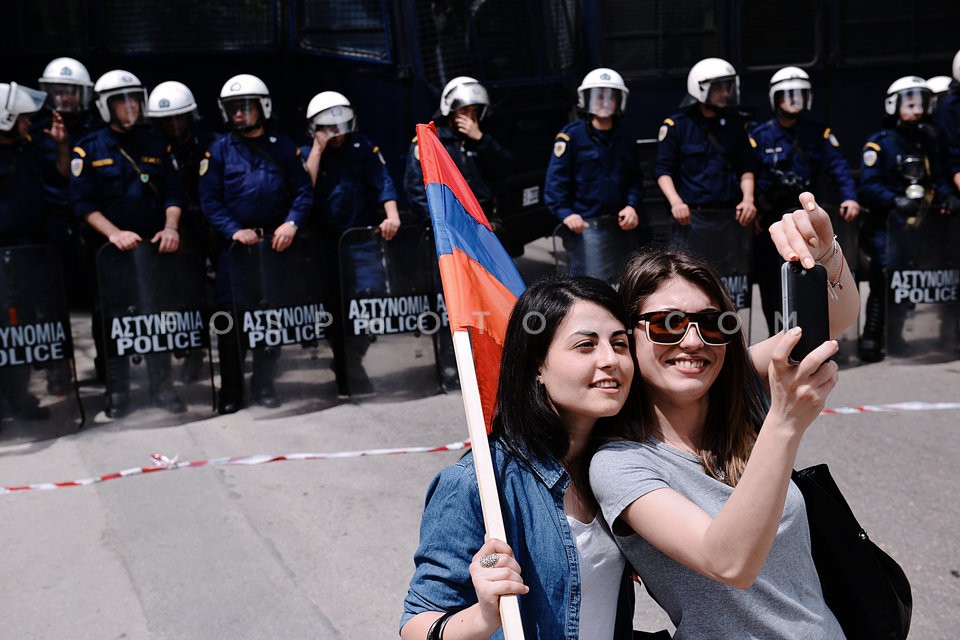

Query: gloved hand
[[941, 193, 960, 216], [893, 196, 921, 214]]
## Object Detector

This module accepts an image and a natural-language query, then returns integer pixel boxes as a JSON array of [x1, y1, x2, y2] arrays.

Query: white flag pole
[[451, 330, 525, 640]]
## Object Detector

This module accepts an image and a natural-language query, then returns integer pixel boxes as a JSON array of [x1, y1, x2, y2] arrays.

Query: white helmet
[[38, 57, 93, 114], [953, 49, 960, 83], [687, 57, 740, 108], [577, 67, 628, 116], [93, 69, 146, 125], [927, 75, 952, 96], [306, 91, 356, 136], [218, 74, 272, 123], [884, 76, 930, 116], [439, 76, 489, 119], [147, 81, 197, 117], [768, 66, 812, 112], [0, 82, 47, 132]]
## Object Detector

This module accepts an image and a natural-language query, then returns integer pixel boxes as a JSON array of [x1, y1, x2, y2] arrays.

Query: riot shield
[[96, 243, 212, 424], [885, 212, 960, 363], [338, 225, 440, 400], [832, 215, 861, 364], [0, 244, 81, 442], [678, 209, 753, 342], [552, 215, 642, 286], [227, 234, 338, 417]]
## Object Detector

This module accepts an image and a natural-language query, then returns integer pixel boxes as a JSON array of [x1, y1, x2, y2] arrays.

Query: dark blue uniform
[[749, 116, 858, 333], [198, 127, 313, 409], [70, 124, 186, 411], [0, 140, 46, 245], [858, 124, 952, 359], [29, 112, 99, 306], [544, 119, 642, 222], [655, 108, 756, 207], [0, 138, 50, 418], [403, 124, 513, 221], [71, 125, 184, 239], [302, 132, 399, 395]]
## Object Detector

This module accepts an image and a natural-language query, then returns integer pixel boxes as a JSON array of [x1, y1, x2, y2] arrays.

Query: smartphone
[[781, 262, 830, 364]]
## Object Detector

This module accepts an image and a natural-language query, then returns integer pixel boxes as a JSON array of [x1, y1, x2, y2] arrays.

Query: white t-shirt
[[567, 513, 625, 640]]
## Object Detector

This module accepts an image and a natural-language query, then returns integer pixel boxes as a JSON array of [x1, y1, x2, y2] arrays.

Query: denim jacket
[[400, 439, 635, 639]]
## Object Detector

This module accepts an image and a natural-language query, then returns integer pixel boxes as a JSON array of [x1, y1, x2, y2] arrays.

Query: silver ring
[[479, 553, 499, 569]]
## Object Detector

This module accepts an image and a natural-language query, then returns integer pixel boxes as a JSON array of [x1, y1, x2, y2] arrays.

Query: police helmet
[[306, 91, 356, 137], [218, 74, 272, 125], [147, 81, 198, 118], [577, 68, 628, 117], [0, 82, 47, 132], [93, 70, 146, 125], [687, 58, 740, 108], [884, 76, 930, 116], [768, 66, 812, 113], [38, 57, 93, 114], [928, 76, 953, 114], [953, 49, 960, 83], [439, 76, 489, 120]]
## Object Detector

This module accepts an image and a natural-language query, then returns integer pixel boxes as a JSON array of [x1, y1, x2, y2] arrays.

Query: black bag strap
[[116, 145, 161, 198], [701, 123, 734, 172]]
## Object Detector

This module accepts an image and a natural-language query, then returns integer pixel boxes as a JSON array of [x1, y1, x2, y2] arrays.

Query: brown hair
[[618, 248, 767, 485]]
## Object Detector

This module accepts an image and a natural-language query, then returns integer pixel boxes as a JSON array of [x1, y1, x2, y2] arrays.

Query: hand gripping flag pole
[[417, 122, 526, 639]]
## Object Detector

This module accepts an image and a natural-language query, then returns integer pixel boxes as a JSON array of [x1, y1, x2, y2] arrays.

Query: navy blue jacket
[[859, 124, 951, 219], [166, 129, 219, 219], [404, 124, 514, 220], [655, 107, 756, 206], [936, 91, 960, 178], [0, 140, 45, 244], [70, 125, 184, 239], [750, 116, 857, 209], [544, 119, 643, 222], [199, 129, 313, 239], [299, 132, 398, 235]]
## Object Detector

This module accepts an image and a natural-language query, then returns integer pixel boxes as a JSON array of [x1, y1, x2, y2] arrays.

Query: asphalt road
[[2, 246, 959, 638]]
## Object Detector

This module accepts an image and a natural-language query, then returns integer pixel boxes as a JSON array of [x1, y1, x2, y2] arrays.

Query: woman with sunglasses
[[401, 276, 640, 639], [590, 192, 859, 638]]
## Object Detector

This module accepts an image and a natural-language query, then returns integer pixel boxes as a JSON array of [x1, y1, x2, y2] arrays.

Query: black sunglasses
[[635, 310, 737, 346]]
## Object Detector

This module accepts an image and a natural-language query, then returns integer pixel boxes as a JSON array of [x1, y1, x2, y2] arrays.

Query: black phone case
[[781, 262, 830, 363]]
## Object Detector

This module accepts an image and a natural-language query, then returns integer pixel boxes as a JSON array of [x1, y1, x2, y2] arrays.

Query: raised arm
[[749, 192, 859, 386]]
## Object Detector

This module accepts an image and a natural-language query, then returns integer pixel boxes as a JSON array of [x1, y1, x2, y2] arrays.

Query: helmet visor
[[311, 119, 355, 138], [896, 88, 929, 120], [106, 91, 143, 127], [775, 88, 810, 114], [703, 76, 740, 108], [39, 82, 91, 113], [584, 87, 624, 117]]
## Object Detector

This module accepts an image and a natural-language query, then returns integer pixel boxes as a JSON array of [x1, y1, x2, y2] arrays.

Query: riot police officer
[[199, 74, 313, 414], [750, 66, 860, 335], [403, 77, 514, 389], [32, 57, 98, 309], [656, 57, 757, 244], [147, 80, 218, 384], [403, 76, 514, 224], [544, 67, 642, 235], [0, 82, 52, 421], [926, 75, 953, 118], [70, 70, 186, 417], [302, 91, 400, 396], [858, 76, 958, 362]]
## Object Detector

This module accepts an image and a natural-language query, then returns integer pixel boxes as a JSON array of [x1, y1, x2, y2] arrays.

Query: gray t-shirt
[[590, 438, 845, 640]]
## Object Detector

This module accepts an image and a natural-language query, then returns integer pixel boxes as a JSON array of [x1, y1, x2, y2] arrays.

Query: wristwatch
[[285, 220, 298, 230]]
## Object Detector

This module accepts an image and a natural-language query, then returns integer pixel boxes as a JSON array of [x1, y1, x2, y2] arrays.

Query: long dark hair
[[491, 275, 633, 471], [618, 248, 767, 485]]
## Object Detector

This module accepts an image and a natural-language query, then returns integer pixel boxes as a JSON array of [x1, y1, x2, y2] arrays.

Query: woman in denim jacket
[[401, 276, 638, 639]]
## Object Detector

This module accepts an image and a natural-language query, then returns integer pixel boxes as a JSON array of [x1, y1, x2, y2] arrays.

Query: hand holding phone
[[781, 262, 830, 364]]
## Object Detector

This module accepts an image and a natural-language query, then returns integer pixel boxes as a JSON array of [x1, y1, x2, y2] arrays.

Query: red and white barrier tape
[[0, 441, 470, 495], [3, 400, 960, 496]]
